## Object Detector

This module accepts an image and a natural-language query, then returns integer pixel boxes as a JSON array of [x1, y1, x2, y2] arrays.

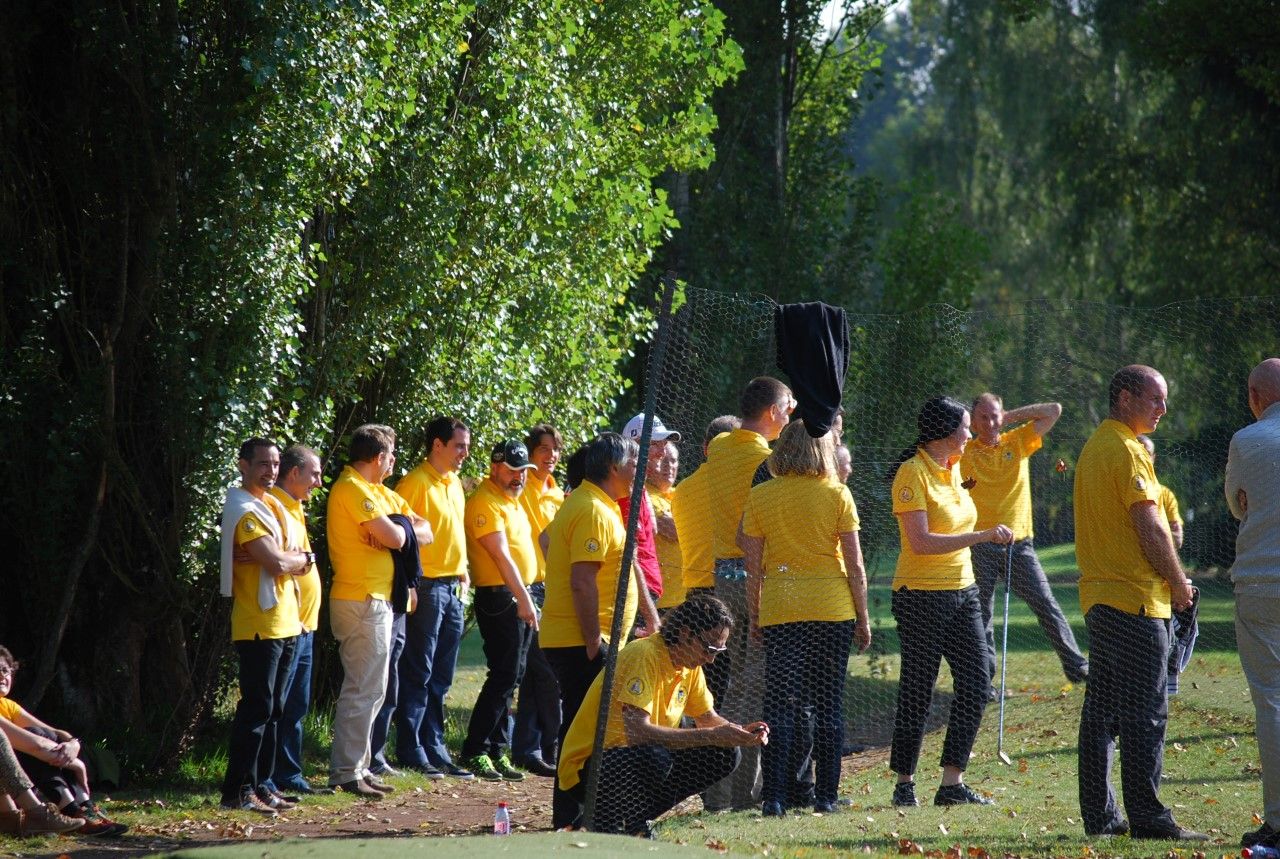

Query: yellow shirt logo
[[585, 538, 600, 554], [476, 514, 487, 527], [362, 499, 375, 512], [676, 687, 686, 703], [898, 487, 914, 503], [243, 519, 256, 533], [1134, 476, 1146, 492], [1003, 450, 1014, 461], [627, 678, 644, 695]]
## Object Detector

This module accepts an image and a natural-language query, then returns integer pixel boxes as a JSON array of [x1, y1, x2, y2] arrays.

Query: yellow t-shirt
[[466, 478, 538, 588], [558, 635, 713, 789], [519, 474, 565, 583], [741, 474, 860, 626], [541, 479, 638, 649], [959, 422, 1042, 540], [395, 462, 468, 579], [1075, 419, 1169, 618], [672, 464, 715, 591], [892, 450, 978, 591], [269, 486, 321, 632], [230, 494, 303, 641], [0, 697, 21, 721], [706, 429, 772, 560], [649, 485, 685, 610], [1159, 485, 1182, 529], [327, 465, 412, 602]]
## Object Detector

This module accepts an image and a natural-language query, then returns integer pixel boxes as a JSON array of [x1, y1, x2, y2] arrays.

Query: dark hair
[[425, 416, 469, 454], [704, 414, 741, 446], [349, 424, 395, 462], [892, 396, 968, 477], [0, 645, 17, 673], [525, 423, 563, 453], [582, 432, 638, 485], [661, 595, 734, 647], [565, 445, 589, 490], [1109, 365, 1156, 409], [237, 437, 278, 462], [279, 444, 319, 478], [739, 376, 791, 421]]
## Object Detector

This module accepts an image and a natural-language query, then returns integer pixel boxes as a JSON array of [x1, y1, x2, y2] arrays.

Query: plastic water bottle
[[493, 801, 511, 835], [1243, 847, 1280, 859]]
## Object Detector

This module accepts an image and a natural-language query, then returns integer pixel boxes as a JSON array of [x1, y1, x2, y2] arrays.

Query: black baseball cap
[[491, 440, 536, 470]]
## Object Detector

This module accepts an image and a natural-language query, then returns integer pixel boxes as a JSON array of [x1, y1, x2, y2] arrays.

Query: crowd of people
[[3, 360, 1276, 850]]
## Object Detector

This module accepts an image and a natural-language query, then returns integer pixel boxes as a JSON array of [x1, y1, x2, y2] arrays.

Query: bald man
[[1074, 365, 1203, 841], [1225, 358, 1280, 851]]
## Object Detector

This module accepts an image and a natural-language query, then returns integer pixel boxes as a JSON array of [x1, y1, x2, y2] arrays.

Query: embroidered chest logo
[[362, 499, 375, 513], [585, 538, 601, 553], [476, 514, 487, 527], [676, 687, 686, 704], [627, 678, 645, 696]]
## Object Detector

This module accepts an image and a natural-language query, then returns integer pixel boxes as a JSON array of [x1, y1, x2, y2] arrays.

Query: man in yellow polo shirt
[[703, 376, 792, 812], [555, 595, 767, 835], [266, 444, 323, 796], [392, 416, 473, 779], [218, 438, 309, 813], [326, 424, 432, 797], [673, 415, 740, 601], [961, 394, 1088, 688], [647, 437, 685, 612], [513, 423, 566, 776], [460, 439, 540, 782], [1074, 365, 1204, 842]]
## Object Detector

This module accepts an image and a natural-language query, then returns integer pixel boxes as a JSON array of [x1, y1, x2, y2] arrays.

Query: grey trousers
[[973, 539, 1088, 681], [1237, 594, 1280, 829]]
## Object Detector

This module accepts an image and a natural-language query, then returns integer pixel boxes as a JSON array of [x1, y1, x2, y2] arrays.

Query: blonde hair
[[767, 420, 835, 479]]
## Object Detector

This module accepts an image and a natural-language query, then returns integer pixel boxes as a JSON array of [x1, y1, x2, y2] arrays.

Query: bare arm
[[476, 530, 538, 629], [362, 515, 408, 550], [899, 510, 1012, 555], [839, 530, 872, 653], [1003, 402, 1062, 437], [0, 715, 77, 768], [538, 529, 550, 559], [1129, 500, 1193, 610], [633, 561, 661, 633], [243, 534, 310, 577], [570, 560, 603, 658], [654, 511, 677, 542], [621, 705, 766, 749], [410, 514, 434, 546], [1170, 520, 1184, 551]]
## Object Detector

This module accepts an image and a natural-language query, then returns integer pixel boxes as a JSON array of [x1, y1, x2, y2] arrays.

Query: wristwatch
[[304, 551, 316, 568]]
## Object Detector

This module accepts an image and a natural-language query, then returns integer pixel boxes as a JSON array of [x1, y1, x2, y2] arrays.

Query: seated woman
[[556, 595, 768, 836], [0, 646, 126, 836], [0, 727, 83, 836]]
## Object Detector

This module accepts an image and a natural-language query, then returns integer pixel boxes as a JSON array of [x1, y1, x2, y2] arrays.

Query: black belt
[[421, 575, 461, 585], [474, 585, 510, 593]]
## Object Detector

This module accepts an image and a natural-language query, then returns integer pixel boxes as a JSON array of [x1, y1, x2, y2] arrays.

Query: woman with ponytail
[[889, 397, 1013, 809]]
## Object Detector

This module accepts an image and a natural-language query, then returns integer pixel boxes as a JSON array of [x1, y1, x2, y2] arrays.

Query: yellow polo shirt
[[1075, 419, 1169, 618], [892, 450, 977, 591], [466, 478, 537, 588], [396, 462, 467, 579], [959, 422, 1041, 540], [0, 698, 19, 721], [541, 479, 638, 649], [649, 485, 685, 609], [519, 474, 564, 583], [558, 635, 713, 790], [231, 493, 303, 641], [742, 474, 860, 626], [706, 429, 772, 560], [327, 465, 411, 602], [672, 464, 715, 590], [269, 486, 321, 632]]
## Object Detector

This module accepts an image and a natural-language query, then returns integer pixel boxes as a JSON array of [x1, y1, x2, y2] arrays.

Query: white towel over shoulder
[[220, 487, 286, 611]]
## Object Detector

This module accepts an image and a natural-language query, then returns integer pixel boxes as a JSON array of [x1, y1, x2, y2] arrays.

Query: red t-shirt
[[618, 488, 662, 597]]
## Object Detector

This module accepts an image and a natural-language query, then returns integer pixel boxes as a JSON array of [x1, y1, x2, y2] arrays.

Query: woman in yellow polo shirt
[[889, 396, 1012, 808], [740, 420, 871, 816], [555, 595, 767, 836]]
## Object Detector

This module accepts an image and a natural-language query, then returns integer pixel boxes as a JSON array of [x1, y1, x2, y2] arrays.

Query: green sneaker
[[464, 754, 503, 782], [494, 753, 526, 782]]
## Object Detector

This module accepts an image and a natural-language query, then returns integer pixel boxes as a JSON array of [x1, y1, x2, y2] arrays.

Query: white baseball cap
[[622, 413, 682, 443]]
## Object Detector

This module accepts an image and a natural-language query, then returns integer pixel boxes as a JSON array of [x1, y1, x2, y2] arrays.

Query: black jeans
[[762, 620, 853, 806], [512, 582, 562, 762], [889, 586, 990, 775], [462, 586, 535, 758], [221, 635, 296, 801], [592, 745, 740, 834], [546, 643, 605, 829], [1078, 604, 1176, 834]]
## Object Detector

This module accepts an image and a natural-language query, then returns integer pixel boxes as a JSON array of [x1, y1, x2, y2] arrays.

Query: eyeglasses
[[697, 636, 729, 657], [0, 666, 13, 678]]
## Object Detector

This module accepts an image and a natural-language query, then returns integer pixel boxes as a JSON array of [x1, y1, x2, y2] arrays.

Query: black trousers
[[15, 725, 87, 806], [221, 635, 296, 802], [462, 587, 535, 758], [512, 582, 562, 762], [1078, 604, 1176, 834], [889, 586, 990, 775], [546, 643, 605, 829]]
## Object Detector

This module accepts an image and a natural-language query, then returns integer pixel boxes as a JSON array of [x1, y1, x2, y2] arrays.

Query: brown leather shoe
[[362, 775, 395, 794], [334, 779, 383, 799], [0, 803, 85, 835]]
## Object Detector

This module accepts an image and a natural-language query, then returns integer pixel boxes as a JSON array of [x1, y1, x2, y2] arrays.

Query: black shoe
[[370, 764, 401, 777], [440, 762, 476, 781], [406, 763, 446, 780], [333, 779, 383, 799], [761, 800, 785, 817], [934, 783, 993, 806], [1086, 818, 1129, 837], [254, 786, 297, 810], [1130, 822, 1209, 841], [1244, 823, 1280, 848], [814, 800, 838, 813], [892, 782, 918, 807], [842, 742, 867, 756], [516, 755, 557, 778], [1065, 663, 1090, 683], [987, 686, 1001, 702]]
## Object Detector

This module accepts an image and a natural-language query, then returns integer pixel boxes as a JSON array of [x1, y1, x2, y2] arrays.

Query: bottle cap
[[498, 801, 508, 807]]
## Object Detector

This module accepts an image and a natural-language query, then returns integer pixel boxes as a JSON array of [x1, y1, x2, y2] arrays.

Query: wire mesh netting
[[547, 286, 1273, 836]]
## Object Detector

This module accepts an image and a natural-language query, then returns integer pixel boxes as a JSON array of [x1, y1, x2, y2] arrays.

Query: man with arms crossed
[[1073, 366, 1204, 841], [962, 394, 1088, 688], [1225, 358, 1280, 851]]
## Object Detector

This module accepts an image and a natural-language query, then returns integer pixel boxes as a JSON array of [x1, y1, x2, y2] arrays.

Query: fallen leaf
[[705, 837, 729, 853], [1018, 759, 1029, 773]]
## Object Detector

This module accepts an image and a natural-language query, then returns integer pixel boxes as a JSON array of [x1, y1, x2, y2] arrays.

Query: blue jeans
[[369, 612, 407, 771], [395, 578, 464, 767], [268, 629, 313, 790]]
